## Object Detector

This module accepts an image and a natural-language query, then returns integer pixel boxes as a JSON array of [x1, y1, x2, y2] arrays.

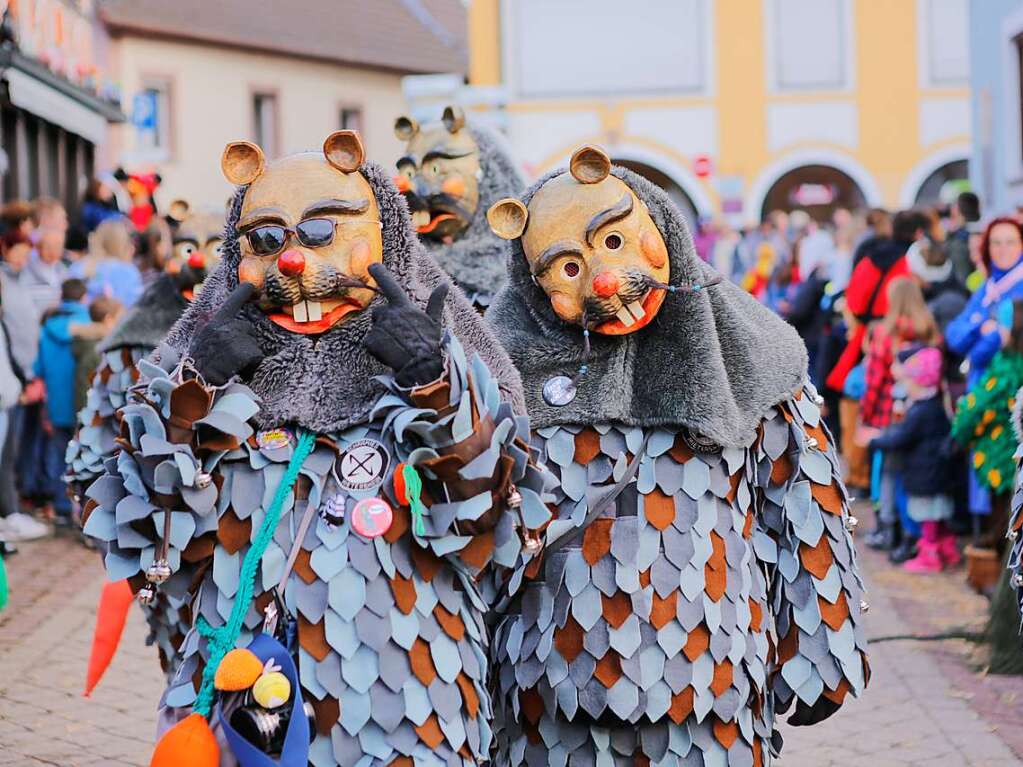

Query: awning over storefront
[[0, 47, 124, 144]]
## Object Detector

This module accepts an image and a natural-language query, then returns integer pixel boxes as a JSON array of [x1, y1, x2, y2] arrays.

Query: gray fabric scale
[[490, 390, 868, 765], [420, 123, 525, 308]]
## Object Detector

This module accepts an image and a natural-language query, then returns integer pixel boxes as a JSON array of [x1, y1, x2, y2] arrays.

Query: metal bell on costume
[[1011, 573, 1023, 589], [859, 600, 870, 613], [195, 471, 213, 489], [845, 516, 858, 532], [138, 583, 157, 605], [146, 558, 172, 584], [1009, 529, 1019, 541], [319, 493, 346, 527], [506, 486, 522, 509]]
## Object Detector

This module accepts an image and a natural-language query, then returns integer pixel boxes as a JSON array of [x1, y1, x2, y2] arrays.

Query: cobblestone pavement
[[1, 506, 1022, 766]]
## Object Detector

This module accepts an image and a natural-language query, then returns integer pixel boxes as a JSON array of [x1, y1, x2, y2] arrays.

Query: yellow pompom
[[214, 648, 263, 692], [967, 393, 976, 408], [992, 425, 1004, 440], [975, 424, 985, 437], [252, 671, 291, 709], [974, 452, 986, 468], [983, 410, 996, 424], [1009, 397, 1016, 410], [989, 469, 1002, 487], [986, 377, 998, 390]]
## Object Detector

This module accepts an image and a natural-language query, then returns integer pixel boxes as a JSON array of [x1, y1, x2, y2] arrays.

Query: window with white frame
[[135, 77, 172, 155], [252, 92, 279, 156], [918, 0, 969, 87], [766, 0, 851, 91], [503, 0, 711, 97]]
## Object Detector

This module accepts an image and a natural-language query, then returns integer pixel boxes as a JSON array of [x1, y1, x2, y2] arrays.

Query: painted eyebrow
[[533, 239, 584, 277], [301, 198, 370, 218], [397, 155, 417, 167], [172, 235, 199, 245], [423, 148, 474, 163], [237, 208, 287, 229], [585, 193, 634, 246]]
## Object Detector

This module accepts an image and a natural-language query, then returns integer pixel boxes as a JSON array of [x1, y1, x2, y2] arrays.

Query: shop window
[[766, 0, 851, 91], [252, 92, 279, 156]]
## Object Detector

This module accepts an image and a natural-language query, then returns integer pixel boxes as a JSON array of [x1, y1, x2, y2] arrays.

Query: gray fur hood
[[423, 123, 525, 305], [485, 166, 808, 448], [163, 160, 525, 434], [100, 273, 188, 353]]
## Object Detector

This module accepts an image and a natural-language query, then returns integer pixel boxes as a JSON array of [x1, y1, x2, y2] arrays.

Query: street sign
[[131, 91, 157, 131]]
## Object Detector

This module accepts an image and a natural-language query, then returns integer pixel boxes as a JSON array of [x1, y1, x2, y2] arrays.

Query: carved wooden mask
[[222, 131, 383, 335], [166, 200, 224, 300], [488, 146, 670, 335], [393, 106, 481, 242]]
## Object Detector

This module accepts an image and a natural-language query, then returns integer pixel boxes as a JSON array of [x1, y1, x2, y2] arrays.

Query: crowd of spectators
[[705, 191, 1021, 593]]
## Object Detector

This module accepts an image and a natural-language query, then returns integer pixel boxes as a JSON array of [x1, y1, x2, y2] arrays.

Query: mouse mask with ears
[[162, 131, 526, 434], [484, 145, 809, 447]]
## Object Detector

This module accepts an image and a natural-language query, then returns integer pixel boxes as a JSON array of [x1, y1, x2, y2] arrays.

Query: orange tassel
[[83, 579, 134, 696], [150, 712, 219, 767]]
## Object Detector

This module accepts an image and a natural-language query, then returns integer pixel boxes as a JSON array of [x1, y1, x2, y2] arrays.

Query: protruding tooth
[[293, 301, 308, 323], [306, 300, 322, 321], [413, 211, 430, 228], [627, 300, 645, 321], [615, 306, 636, 327], [193, 282, 204, 297]]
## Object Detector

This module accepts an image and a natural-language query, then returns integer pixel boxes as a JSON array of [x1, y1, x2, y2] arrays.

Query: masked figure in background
[[66, 203, 224, 679], [394, 105, 524, 310], [82, 131, 548, 767], [484, 146, 870, 766]]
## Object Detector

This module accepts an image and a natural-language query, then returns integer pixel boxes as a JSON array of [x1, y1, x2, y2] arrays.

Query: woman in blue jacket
[[946, 217, 1023, 541]]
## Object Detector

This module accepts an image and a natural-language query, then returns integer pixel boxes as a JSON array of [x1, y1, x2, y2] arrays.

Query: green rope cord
[[403, 464, 427, 537], [193, 429, 316, 718]]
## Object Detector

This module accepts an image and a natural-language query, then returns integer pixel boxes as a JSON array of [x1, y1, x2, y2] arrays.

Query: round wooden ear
[[323, 130, 365, 173], [167, 199, 190, 223], [487, 198, 529, 240], [442, 105, 466, 133], [221, 141, 265, 185], [394, 116, 419, 141], [570, 145, 611, 184]]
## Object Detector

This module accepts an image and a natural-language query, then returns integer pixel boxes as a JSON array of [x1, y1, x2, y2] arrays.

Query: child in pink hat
[[871, 346, 958, 572]]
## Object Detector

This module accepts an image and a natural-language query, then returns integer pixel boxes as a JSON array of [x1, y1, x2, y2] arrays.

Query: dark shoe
[[889, 536, 919, 564], [866, 522, 899, 551]]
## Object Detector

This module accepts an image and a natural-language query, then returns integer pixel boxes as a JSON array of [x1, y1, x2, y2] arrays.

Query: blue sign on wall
[[131, 91, 157, 132]]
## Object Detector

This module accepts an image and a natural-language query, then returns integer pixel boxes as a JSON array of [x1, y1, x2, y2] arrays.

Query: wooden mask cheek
[[550, 291, 581, 323], [640, 229, 668, 270], [238, 257, 266, 292]]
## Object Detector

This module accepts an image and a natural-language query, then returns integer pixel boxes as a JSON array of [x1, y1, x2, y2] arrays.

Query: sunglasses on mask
[[244, 218, 382, 257]]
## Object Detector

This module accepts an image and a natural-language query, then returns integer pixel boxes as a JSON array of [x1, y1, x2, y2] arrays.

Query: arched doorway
[[613, 158, 699, 227], [913, 159, 969, 207], [760, 164, 866, 222]]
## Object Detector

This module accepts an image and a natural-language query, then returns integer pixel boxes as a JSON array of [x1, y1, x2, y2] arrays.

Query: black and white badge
[[336, 439, 390, 491]]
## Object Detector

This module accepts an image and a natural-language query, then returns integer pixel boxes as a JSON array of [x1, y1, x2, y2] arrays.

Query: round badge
[[542, 376, 577, 407], [337, 439, 390, 491], [682, 429, 722, 455], [256, 428, 292, 450], [351, 498, 393, 538]]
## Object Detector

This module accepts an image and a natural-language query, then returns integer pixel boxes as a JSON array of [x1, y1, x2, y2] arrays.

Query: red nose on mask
[[187, 251, 205, 270], [277, 249, 305, 277], [592, 271, 620, 298]]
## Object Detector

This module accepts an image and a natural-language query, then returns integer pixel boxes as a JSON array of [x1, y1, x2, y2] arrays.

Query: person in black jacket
[[870, 345, 958, 573]]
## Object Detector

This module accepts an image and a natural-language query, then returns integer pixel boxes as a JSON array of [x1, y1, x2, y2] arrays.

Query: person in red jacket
[[827, 210, 929, 393]]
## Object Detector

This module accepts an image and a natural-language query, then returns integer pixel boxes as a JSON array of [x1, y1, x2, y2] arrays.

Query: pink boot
[[938, 535, 961, 567], [904, 539, 943, 573]]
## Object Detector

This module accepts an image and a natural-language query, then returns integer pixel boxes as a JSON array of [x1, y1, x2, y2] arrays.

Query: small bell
[[813, 393, 825, 406], [859, 599, 870, 613], [138, 583, 157, 605], [1009, 529, 1019, 541], [507, 486, 523, 509], [195, 471, 213, 489], [805, 437, 819, 450], [844, 515, 858, 532], [523, 534, 542, 555], [146, 558, 172, 584], [1011, 573, 1023, 589], [319, 493, 346, 527]]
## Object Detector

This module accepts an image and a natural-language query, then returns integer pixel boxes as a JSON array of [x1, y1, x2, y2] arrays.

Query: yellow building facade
[[462, 0, 971, 223]]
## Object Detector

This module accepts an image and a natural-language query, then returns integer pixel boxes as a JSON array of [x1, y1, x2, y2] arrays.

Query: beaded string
[[192, 428, 317, 718], [402, 464, 428, 537], [642, 274, 723, 293]]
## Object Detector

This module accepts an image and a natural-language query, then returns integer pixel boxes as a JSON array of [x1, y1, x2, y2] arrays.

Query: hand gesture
[[364, 263, 448, 388], [188, 282, 263, 385]]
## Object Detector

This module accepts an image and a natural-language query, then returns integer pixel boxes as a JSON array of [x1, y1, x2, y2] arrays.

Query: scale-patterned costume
[[485, 167, 870, 765], [82, 162, 549, 766], [1007, 391, 1023, 619], [65, 274, 193, 677]]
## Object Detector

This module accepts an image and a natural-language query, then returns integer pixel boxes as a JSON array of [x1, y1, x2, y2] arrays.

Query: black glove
[[787, 697, 841, 727], [364, 263, 448, 388], [188, 282, 263, 385]]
